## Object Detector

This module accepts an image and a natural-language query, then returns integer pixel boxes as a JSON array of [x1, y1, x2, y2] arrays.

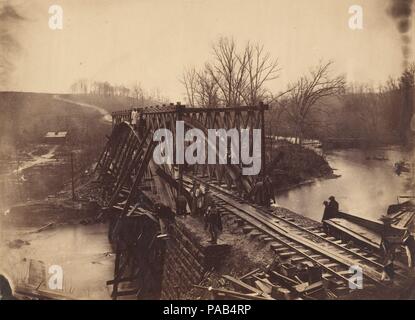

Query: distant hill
[[0, 92, 111, 158]]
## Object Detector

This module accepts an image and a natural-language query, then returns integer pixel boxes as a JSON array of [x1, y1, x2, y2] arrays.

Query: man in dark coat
[[380, 215, 397, 282], [176, 194, 188, 216], [328, 196, 339, 217], [203, 185, 214, 213], [204, 204, 223, 244], [155, 202, 175, 239]]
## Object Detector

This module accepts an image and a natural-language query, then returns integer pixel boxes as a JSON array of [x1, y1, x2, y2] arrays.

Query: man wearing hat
[[327, 196, 339, 217], [204, 203, 222, 244]]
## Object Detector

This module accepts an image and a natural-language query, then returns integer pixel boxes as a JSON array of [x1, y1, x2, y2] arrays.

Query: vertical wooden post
[[260, 102, 266, 178], [176, 102, 184, 211], [71, 152, 75, 200]]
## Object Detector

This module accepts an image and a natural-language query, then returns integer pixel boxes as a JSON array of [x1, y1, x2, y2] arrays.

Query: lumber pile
[[194, 258, 331, 300]]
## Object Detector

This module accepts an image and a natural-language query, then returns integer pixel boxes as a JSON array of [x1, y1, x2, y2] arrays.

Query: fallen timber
[[324, 201, 415, 273], [183, 175, 411, 296], [323, 210, 409, 251]]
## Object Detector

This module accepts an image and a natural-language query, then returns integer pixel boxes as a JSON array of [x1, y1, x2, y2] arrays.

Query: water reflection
[[0, 152, 113, 299], [275, 146, 414, 221], [0, 221, 114, 299]]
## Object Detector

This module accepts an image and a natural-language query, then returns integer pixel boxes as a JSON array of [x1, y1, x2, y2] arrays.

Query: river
[[0, 95, 115, 298], [275, 146, 415, 222]]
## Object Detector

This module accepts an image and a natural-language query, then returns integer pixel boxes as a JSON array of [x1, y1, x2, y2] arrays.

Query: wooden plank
[[239, 268, 260, 280], [193, 285, 273, 300], [270, 271, 300, 287], [254, 280, 272, 295], [324, 219, 380, 249], [15, 286, 77, 300], [222, 275, 266, 296], [396, 212, 415, 228]]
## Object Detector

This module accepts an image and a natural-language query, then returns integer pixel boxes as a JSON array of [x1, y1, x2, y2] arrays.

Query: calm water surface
[[275, 146, 414, 221]]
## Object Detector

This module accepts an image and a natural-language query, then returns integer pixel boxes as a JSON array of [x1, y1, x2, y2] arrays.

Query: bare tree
[[69, 78, 89, 94], [284, 61, 345, 144], [181, 67, 219, 107], [182, 37, 279, 107], [195, 68, 220, 107], [241, 43, 280, 105], [206, 37, 248, 106], [344, 85, 383, 142], [132, 82, 145, 106], [181, 67, 198, 107]]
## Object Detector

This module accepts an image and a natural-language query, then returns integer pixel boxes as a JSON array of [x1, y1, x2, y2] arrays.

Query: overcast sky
[[3, 0, 414, 100]]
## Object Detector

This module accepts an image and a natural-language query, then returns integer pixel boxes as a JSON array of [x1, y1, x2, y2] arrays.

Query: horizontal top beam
[[112, 103, 269, 117]]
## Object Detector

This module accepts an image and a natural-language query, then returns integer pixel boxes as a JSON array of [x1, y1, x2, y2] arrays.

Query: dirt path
[[0, 145, 58, 179], [12, 145, 58, 175], [53, 95, 112, 124]]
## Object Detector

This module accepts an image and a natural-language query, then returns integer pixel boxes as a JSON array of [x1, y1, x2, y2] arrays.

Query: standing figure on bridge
[[204, 204, 222, 244], [251, 177, 265, 205], [203, 185, 214, 213], [130, 108, 137, 126], [190, 182, 204, 215]]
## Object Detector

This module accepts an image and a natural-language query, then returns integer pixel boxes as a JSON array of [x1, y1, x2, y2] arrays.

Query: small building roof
[[45, 131, 68, 138]]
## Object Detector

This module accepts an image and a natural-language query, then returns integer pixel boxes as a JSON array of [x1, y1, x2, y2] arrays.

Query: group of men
[[190, 182, 222, 244]]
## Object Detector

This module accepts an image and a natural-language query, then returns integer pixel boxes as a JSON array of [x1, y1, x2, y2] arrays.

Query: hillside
[[0, 92, 111, 158]]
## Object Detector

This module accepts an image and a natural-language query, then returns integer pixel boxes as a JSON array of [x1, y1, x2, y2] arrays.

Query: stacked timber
[[195, 265, 330, 300]]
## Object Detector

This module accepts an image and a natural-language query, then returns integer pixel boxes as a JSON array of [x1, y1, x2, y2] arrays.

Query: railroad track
[[183, 175, 411, 296]]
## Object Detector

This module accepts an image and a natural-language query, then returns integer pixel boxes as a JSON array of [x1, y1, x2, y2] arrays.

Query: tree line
[[181, 36, 414, 146], [70, 36, 414, 146], [69, 79, 168, 106]]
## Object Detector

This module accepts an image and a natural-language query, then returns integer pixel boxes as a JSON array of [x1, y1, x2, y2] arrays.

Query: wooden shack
[[44, 131, 68, 144]]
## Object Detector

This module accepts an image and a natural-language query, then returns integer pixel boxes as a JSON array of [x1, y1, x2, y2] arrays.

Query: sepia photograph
[[0, 0, 414, 305]]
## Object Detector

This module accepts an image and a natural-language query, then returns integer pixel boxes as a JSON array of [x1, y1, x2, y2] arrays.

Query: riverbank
[[268, 143, 333, 191], [275, 146, 414, 222]]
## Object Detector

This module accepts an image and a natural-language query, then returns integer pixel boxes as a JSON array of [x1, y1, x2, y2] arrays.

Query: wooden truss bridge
[[96, 103, 411, 300], [96, 103, 268, 299]]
